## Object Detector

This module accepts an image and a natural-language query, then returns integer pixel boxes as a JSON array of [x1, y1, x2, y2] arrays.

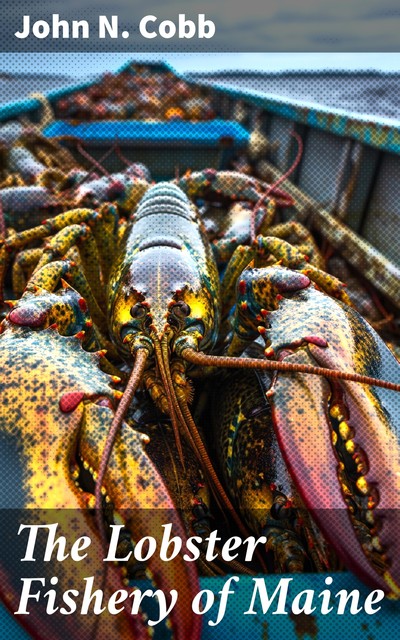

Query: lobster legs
[[0, 205, 119, 304], [221, 234, 349, 327]]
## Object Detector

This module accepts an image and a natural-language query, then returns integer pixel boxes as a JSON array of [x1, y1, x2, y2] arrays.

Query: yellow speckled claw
[[0, 326, 200, 639]]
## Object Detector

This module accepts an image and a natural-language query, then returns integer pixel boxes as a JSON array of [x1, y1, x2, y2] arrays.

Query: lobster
[[0, 153, 151, 235], [0, 128, 78, 187], [1, 172, 400, 640]]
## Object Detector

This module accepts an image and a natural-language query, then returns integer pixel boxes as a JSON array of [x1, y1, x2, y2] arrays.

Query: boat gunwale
[[190, 78, 400, 157]]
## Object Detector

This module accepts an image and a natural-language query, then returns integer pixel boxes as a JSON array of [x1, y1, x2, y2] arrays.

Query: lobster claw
[[0, 326, 200, 639], [263, 268, 400, 596], [0, 400, 144, 637]]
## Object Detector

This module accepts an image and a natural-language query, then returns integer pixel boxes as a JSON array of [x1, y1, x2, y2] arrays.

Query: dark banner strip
[[0, 0, 400, 52]]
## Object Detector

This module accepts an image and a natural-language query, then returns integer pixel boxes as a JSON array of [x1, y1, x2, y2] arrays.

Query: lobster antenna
[[250, 130, 303, 243], [73, 144, 117, 188], [156, 337, 265, 562], [77, 141, 111, 178], [174, 390, 268, 572], [154, 338, 185, 466], [161, 346, 262, 545], [95, 349, 148, 541], [271, 130, 303, 193], [182, 348, 400, 392], [55, 144, 117, 209]]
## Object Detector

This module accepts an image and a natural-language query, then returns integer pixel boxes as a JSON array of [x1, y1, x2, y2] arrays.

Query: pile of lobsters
[[0, 127, 399, 640]]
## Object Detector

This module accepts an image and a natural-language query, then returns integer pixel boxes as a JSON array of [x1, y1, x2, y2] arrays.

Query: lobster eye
[[171, 301, 191, 318], [130, 303, 146, 319]]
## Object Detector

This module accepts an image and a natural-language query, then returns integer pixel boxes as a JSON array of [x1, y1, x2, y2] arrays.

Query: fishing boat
[[0, 60, 399, 640]]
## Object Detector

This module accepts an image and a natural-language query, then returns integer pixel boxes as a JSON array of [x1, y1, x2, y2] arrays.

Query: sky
[[0, 53, 399, 77]]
